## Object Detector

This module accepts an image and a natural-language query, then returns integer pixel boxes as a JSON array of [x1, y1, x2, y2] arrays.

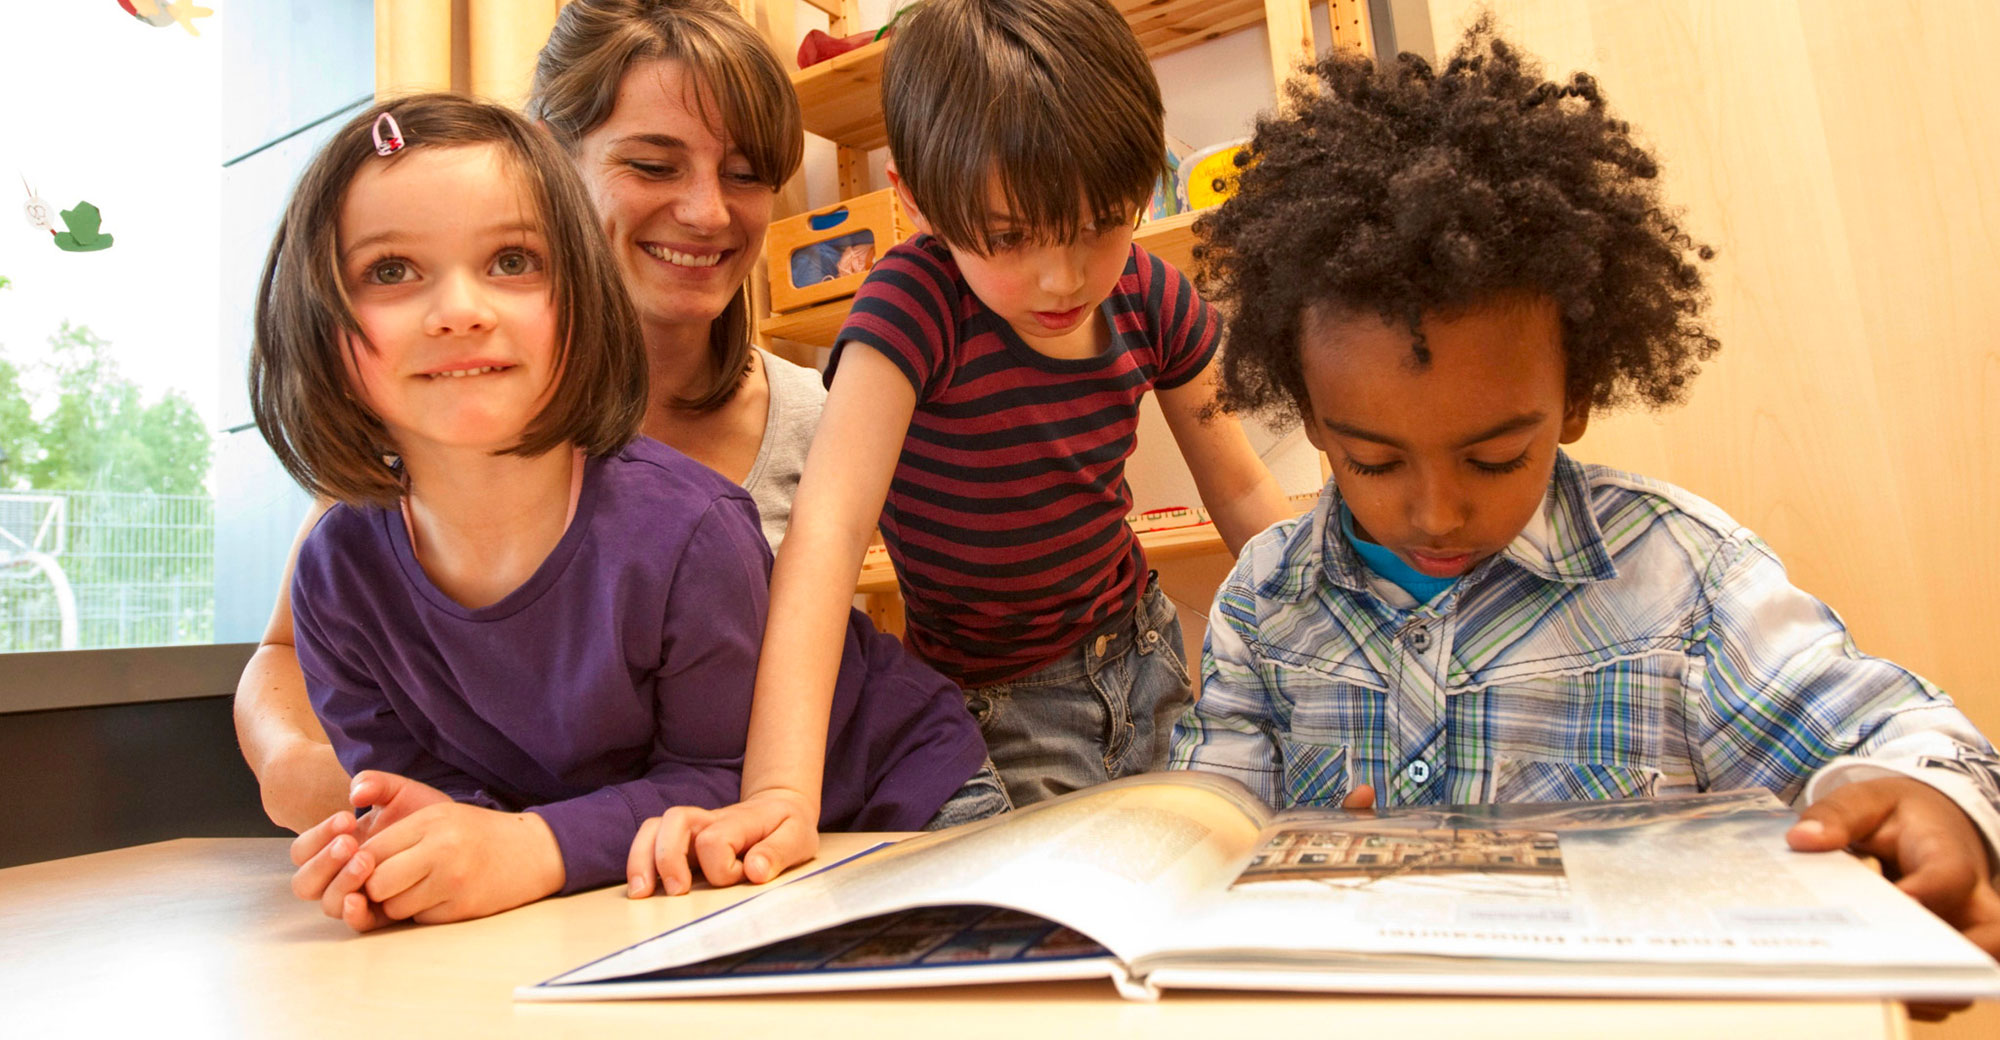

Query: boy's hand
[[287, 771, 451, 927], [342, 804, 564, 932], [626, 789, 819, 898], [1788, 776, 2000, 960]]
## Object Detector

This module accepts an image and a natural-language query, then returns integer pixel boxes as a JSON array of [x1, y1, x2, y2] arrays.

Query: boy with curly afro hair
[[1169, 23, 2000, 957]]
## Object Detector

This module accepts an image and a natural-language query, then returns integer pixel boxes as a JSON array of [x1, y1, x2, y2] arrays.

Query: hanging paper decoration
[[51, 202, 114, 253], [117, 0, 175, 26], [22, 180, 56, 234], [117, 1, 214, 37]]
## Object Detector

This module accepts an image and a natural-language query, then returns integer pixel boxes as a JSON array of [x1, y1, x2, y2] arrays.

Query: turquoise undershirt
[[1339, 504, 1459, 605]]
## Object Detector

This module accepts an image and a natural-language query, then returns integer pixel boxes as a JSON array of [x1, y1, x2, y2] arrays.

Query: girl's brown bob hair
[[249, 93, 649, 507], [527, 0, 804, 412]]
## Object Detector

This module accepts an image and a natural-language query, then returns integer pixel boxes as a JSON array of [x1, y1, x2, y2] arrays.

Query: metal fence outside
[[0, 490, 214, 652]]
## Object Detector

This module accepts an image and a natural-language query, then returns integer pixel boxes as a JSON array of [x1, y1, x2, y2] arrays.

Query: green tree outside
[[10, 323, 211, 496], [0, 354, 34, 489], [0, 292, 216, 650]]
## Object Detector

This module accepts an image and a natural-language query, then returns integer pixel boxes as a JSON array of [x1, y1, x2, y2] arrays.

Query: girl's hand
[[287, 771, 454, 929], [342, 804, 564, 931], [625, 789, 820, 898], [288, 768, 452, 924]]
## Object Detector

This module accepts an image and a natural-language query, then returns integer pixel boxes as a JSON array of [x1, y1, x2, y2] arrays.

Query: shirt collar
[[1257, 450, 1617, 605], [1499, 451, 1619, 584]]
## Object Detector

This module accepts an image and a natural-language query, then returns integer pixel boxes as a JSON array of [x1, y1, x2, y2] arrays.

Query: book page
[[547, 772, 1273, 987], [1153, 790, 1996, 978]]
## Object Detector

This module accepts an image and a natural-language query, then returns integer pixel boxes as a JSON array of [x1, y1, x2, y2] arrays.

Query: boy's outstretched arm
[[1691, 532, 2000, 956], [643, 345, 918, 895], [1787, 776, 2000, 958], [1157, 361, 1292, 554]]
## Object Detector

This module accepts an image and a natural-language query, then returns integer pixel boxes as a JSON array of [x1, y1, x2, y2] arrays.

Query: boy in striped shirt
[[633, 0, 1293, 893], [1170, 28, 2000, 958]]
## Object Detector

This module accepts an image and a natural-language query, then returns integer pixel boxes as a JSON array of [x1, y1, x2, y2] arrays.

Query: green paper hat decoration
[[53, 201, 114, 252]]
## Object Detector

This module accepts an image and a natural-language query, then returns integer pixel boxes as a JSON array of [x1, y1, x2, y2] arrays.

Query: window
[[0, 5, 372, 678]]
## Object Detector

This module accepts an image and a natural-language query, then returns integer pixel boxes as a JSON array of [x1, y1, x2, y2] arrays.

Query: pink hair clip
[[372, 112, 406, 157]]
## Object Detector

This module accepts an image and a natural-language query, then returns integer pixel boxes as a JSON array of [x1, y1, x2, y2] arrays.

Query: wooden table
[[0, 836, 1909, 1039]]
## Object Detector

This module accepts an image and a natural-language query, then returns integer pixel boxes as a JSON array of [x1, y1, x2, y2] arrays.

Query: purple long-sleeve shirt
[[292, 437, 986, 894]]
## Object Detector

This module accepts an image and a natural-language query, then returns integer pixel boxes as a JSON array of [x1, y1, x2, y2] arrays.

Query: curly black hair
[[1195, 21, 1718, 425]]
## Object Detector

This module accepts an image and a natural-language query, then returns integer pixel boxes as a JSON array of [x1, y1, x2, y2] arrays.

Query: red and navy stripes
[[828, 236, 1216, 686]]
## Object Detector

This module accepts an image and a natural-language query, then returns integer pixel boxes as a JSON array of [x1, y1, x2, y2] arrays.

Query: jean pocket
[[1492, 756, 1663, 801], [1277, 737, 1352, 808], [1088, 647, 1140, 768]]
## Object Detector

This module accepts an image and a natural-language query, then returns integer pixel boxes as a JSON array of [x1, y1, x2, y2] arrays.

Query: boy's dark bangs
[[919, 93, 1162, 255]]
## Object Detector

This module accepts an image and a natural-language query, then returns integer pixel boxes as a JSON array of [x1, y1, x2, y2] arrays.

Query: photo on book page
[[1232, 791, 1775, 897]]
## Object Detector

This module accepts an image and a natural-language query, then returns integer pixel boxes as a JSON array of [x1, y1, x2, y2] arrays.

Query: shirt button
[[1408, 625, 1431, 652], [1405, 759, 1432, 783]]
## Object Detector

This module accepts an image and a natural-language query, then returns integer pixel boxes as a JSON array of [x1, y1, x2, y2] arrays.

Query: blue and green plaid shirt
[[1169, 453, 2000, 858]]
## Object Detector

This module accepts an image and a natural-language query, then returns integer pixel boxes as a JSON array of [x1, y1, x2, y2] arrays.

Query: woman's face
[[573, 59, 775, 340]]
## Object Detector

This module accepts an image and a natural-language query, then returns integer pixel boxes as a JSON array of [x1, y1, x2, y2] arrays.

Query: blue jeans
[[961, 575, 1192, 807], [921, 757, 1013, 830]]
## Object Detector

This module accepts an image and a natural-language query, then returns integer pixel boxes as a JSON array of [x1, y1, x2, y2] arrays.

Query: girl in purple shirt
[[251, 95, 995, 931]]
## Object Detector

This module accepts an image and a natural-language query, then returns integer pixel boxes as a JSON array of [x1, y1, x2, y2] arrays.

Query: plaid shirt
[[1170, 453, 2000, 859]]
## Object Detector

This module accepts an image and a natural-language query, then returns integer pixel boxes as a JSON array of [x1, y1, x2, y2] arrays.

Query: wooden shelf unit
[[744, 0, 1370, 618]]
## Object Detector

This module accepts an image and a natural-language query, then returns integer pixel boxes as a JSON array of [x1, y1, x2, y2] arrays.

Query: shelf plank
[[794, 4, 1288, 151], [1136, 208, 1205, 275], [1117, 0, 1272, 60], [760, 295, 856, 347], [793, 38, 892, 150]]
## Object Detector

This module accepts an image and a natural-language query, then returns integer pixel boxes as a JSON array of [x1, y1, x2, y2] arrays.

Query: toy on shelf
[[1141, 133, 1194, 224], [797, 2, 918, 69], [766, 187, 912, 314], [1179, 137, 1250, 212]]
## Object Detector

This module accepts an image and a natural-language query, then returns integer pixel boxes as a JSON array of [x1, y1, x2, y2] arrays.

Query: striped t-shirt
[[829, 234, 1217, 687]]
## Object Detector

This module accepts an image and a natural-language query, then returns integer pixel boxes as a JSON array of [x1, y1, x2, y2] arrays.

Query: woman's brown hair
[[249, 93, 649, 507], [527, 0, 804, 412]]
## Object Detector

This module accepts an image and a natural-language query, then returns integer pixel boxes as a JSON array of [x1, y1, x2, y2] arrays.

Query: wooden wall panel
[[1421, 4, 2000, 1035]]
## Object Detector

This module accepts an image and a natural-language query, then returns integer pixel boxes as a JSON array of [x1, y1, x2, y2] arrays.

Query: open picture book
[[518, 772, 2000, 1003]]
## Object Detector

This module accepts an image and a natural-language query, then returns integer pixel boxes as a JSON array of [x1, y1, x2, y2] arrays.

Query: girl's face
[[573, 59, 775, 342], [338, 143, 560, 457], [1298, 295, 1590, 580]]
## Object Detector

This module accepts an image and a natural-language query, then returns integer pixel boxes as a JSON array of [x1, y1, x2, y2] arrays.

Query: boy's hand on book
[[627, 790, 820, 898], [1789, 776, 2000, 960], [346, 805, 565, 930]]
